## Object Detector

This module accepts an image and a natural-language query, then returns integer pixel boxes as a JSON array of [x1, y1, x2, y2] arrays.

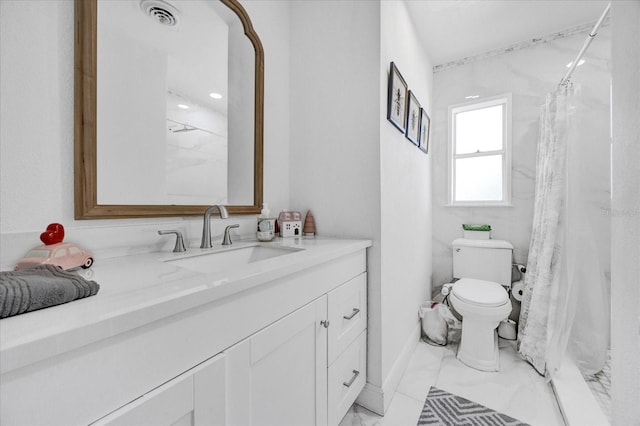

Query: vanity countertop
[[0, 237, 371, 374]]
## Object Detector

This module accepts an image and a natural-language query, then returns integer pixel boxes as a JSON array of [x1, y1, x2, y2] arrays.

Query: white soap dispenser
[[257, 203, 275, 242]]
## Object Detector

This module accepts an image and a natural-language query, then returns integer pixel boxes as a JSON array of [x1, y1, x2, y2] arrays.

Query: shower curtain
[[518, 84, 609, 377]]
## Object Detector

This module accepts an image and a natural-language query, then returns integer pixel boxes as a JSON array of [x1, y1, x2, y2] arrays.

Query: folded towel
[[0, 264, 99, 319]]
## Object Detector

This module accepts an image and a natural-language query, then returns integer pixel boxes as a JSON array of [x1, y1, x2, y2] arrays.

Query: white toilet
[[448, 238, 513, 372]]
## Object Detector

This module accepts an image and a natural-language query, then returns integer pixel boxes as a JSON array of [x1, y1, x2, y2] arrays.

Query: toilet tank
[[452, 238, 513, 287]]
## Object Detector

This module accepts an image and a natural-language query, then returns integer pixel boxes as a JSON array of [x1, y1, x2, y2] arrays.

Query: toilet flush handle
[[455, 248, 461, 252]]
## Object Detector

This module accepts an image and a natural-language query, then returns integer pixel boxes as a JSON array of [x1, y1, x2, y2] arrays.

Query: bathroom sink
[[166, 244, 303, 274]]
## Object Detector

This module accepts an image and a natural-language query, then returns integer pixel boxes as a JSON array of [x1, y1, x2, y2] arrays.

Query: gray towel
[[0, 264, 99, 319]]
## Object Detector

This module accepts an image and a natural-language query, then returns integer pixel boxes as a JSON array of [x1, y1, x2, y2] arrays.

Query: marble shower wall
[[431, 27, 611, 290]]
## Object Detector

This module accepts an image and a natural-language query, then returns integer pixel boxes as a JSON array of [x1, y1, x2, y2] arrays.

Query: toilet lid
[[452, 278, 509, 307]]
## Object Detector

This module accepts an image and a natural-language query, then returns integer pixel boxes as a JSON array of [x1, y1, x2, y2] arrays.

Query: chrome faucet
[[200, 205, 229, 248]]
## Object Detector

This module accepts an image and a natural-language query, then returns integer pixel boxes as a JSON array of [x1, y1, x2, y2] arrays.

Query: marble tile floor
[[340, 338, 565, 426]]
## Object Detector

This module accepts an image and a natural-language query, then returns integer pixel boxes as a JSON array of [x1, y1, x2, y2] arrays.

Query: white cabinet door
[[92, 354, 226, 426], [226, 296, 328, 426], [193, 353, 227, 426]]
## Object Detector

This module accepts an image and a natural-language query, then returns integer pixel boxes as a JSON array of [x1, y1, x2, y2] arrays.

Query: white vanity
[[0, 237, 371, 426]]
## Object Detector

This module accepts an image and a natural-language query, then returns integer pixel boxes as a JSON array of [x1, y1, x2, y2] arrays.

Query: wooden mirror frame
[[74, 0, 264, 219]]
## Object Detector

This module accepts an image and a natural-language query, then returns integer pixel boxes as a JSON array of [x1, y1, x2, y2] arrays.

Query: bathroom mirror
[[75, 0, 263, 218]]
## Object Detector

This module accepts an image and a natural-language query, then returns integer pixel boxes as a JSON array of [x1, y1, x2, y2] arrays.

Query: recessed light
[[566, 59, 586, 68], [465, 95, 480, 99], [177, 104, 190, 110], [209, 92, 223, 99]]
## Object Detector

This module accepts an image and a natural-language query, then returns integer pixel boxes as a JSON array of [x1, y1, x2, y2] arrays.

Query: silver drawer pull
[[343, 370, 360, 387], [343, 308, 360, 320]]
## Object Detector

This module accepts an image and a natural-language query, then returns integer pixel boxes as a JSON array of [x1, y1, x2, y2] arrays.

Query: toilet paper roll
[[498, 319, 517, 340], [512, 280, 525, 302]]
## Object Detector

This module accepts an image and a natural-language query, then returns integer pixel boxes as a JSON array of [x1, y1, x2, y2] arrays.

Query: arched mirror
[[75, 0, 263, 218]]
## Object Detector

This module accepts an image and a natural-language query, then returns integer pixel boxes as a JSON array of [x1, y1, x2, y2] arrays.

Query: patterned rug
[[418, 387, 529, 425]]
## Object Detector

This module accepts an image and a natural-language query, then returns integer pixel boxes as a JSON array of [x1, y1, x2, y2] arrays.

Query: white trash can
[[419, 301, 449, 346]]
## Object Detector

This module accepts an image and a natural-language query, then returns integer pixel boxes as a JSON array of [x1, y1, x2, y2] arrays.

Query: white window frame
[[447, 93, 512, 207]]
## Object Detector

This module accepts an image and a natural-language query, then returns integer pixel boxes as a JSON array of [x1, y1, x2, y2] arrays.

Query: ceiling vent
[[140, 0, 180, 27]]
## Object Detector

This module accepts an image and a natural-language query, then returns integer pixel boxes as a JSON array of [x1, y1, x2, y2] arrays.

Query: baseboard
[[355, 383, 386, 415], [381, 322, 421, 410], [356, 322, 421, 415]]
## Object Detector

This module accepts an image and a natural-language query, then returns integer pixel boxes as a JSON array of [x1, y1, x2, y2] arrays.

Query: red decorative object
[[40, 223, 65, 245], [15, 242, 93, 271]]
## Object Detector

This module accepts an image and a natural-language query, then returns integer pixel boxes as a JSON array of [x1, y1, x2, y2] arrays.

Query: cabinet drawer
[[328, 273, 366, 364], [328, 330, 366, 426]]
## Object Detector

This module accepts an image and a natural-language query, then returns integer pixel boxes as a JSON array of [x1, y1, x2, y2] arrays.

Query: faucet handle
[[158, 230, 187, 253], [222, 224, 240, 246]]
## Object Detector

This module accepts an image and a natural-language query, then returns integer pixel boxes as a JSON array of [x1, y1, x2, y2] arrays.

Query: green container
[[462, 224, 491, 239], [462, 224, 492, 232]]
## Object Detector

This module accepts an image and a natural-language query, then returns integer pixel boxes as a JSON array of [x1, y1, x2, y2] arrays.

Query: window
[[449, 94, 511, 206], [26, 249, 50, 258]]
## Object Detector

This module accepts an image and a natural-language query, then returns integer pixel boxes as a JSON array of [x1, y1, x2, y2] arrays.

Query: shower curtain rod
[[559, 2, 611, 86]]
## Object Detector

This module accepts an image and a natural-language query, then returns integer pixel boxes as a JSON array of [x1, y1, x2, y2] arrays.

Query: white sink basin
[[166, 244, 303, 274]]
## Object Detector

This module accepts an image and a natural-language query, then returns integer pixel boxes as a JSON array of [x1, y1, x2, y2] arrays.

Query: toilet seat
[[452, 278, 509, 307]]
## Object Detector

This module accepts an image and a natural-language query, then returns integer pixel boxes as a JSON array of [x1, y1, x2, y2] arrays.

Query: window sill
[[445, 203, 514, 208]]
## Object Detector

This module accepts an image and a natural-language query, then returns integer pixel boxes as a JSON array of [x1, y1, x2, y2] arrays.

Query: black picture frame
[[405, 90, 420, 146], [419, 107, 431, 154], [386, 62, 408, 133]]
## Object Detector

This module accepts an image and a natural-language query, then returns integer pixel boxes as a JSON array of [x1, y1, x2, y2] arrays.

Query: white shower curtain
[[518, 85, 609, 377]]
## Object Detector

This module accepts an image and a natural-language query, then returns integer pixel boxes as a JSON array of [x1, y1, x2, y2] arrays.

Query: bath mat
[[418, 387, 529, 425]]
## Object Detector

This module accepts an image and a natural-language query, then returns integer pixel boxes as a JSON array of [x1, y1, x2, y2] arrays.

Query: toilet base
[[457, 326, 500, 372]]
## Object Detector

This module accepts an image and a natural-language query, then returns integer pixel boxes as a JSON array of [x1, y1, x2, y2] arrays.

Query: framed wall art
[[386, 62, 408, 133], [405, 90, 420, 146], [419, 107, 431, 154]]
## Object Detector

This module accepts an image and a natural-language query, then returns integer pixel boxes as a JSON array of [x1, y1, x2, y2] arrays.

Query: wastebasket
[[419, 301, 449, 346]]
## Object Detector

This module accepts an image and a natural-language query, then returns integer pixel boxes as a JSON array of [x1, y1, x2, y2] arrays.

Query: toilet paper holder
[[510, 263, 526, 302], [511, 281, 525, 302]]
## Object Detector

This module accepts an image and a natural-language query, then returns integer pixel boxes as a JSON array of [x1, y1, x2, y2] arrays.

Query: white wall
[[610, 2, 640, 424], [378, 0, 433, 409], [288, 0, 383, 408], [1, 0, 75, 235], [0, 0, 290, 267], [241, 0, 290, 215], [289, 0, 380, 242], [289, 0, 433, 414], [430, 28, 611, 300]]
